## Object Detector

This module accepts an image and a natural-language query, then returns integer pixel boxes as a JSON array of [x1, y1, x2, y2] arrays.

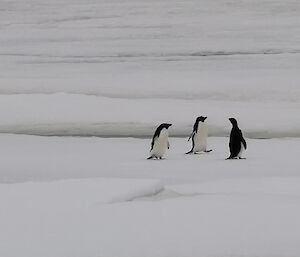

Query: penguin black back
[[150, 123, 172, 151], [227, 118, 247, 159]]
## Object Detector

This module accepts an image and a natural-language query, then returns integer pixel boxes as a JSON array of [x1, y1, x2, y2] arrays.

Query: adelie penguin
[[227, 118, 247, 159], [147, 123, 172, 160], [186, 116, 212, 154]]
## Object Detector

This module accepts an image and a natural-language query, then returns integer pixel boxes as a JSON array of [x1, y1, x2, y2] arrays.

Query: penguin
[[147, 123, 172, 160], [186, 116, 212, 154], [227, 118, 247, 159]]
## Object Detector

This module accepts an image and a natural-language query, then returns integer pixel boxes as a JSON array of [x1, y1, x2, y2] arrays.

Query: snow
[[1, 135, 300, 257], [0, 0, 300, 138], [1, 134, 299, 184], [1, 0, 300, 256], [0, 92, 299, 138], [0, 177, 162, 257], [1, 134, 300, 257]]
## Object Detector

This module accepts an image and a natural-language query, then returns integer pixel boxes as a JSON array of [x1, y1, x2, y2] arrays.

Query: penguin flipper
[[238, 129, 247, 150], [187, 132, 194, 142], [241, 137, 247, 150], [186, 133, 196, 154], [150, 135, 158, 151]]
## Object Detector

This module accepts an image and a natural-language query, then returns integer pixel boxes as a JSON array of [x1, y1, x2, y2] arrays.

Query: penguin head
[[196, 116, 207, 123], [229, 118, 238, 126], [160, 123, 172, 129]]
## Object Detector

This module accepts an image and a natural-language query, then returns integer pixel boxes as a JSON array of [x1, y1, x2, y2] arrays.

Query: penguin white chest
[[151, 129, 169, 157], [238, 144, 245, 158], [193, 123, 208, 152]]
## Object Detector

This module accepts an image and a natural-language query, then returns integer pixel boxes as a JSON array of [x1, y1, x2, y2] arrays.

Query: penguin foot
[[226, 156, 245, 160], [204, 149, 213, 153], [148, 156, 165, 160]]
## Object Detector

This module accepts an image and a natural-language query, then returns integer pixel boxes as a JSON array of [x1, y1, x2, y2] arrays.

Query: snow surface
[[1, 135, 300, 257], [1, 135, 299, 184], [0, 92, 299, 138], [0, 135, 300, 257], [2, 177, 300, 257]]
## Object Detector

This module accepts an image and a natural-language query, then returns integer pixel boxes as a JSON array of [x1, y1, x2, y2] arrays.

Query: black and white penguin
[[227, 118, 247, 159], [147, 123, 172, 159], [186, 116, 212, 154]]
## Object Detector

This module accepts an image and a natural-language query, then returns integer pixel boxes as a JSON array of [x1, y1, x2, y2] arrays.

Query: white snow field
[[1, 135, 300, 257], [0, 135, 299, 184], [1, 0, 300, 256]]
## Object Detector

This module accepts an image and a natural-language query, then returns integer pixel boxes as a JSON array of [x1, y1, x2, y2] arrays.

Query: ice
[[0, 92, 299, 138], [1, 0, 300, 256], [0, 177, 163, 205]]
